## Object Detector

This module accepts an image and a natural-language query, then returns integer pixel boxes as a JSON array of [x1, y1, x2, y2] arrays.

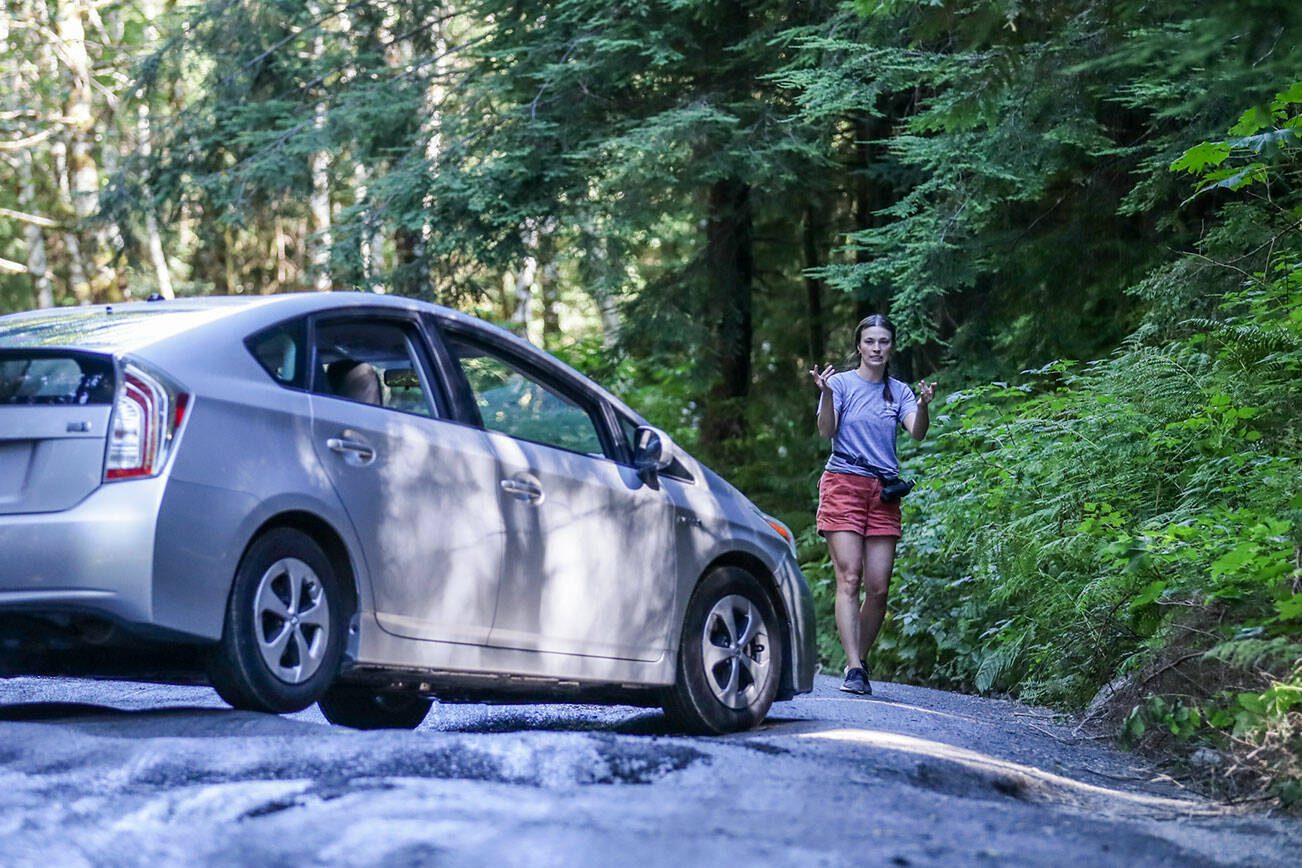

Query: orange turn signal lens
[[765, 519, 792, 544]]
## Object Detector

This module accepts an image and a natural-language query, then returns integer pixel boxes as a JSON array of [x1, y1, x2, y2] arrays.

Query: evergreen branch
[[531, 40, 581, 121], [1179, 249, 1271, 289], [216, 0, 378, 89]]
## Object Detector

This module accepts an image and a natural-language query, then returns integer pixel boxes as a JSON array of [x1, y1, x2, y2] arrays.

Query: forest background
[[2, 0, 1299, 810]]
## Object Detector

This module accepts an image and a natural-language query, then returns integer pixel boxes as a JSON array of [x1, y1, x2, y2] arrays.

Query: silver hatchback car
[[0, 293, 813, 732]]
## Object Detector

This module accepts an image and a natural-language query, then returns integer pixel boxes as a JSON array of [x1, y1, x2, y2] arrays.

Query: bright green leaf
[[1270, 81, 1302, 112], [1171, 141, 1230, 173], [1129, 580, 1167, 610], [1229, 104, 1272, 137], [1274, 594, 1302, 621]]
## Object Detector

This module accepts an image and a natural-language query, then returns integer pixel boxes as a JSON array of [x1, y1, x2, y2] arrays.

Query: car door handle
[[500, 476, 544, 504], [326, 436, 376, 465]]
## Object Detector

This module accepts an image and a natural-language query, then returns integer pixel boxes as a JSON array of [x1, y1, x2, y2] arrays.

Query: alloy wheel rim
[[253, 557, 330, 684], [700, 594, 770, 710]]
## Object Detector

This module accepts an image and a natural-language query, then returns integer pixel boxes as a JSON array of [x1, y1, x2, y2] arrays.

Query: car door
[[308, 314, 506, 645], [439, 325, 678, 662]]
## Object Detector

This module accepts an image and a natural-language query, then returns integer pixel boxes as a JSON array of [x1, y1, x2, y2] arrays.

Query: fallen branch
[[1023, 720, 1103, 745], [0, 207, 59, 229], [0, 129, 54, 151], [1140, 651, 1206, 688], [0, 256, 30, 275]]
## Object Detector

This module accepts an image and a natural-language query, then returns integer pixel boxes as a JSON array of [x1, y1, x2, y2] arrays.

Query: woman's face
[[858, 325, 894, 367]]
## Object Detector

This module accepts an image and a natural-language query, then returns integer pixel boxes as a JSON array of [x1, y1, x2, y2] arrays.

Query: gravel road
[[0, 674, 1297, 866]]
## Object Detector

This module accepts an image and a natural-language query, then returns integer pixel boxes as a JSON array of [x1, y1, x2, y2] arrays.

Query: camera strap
[[832, 450, 896, 481]]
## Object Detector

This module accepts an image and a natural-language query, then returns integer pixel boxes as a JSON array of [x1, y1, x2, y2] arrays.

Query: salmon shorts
[[817, 471, 902, 538]]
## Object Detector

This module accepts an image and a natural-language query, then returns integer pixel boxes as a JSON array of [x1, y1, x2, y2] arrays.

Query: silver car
[[0, 293, 813, 732]]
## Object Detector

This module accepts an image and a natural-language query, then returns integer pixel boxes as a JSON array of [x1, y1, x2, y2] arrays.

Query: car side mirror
[[633, 425, 675, 480]]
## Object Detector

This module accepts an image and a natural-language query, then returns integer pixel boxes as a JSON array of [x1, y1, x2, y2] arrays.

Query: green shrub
[[799, 85, 1302, 807]]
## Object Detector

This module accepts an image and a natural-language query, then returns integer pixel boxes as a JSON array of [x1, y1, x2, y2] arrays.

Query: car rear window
[[0, 307, 238, 350], [0, 352, 115, 405]]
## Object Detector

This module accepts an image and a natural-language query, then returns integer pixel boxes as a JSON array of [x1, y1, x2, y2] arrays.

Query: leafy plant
[[843, 83, 1302, 808]]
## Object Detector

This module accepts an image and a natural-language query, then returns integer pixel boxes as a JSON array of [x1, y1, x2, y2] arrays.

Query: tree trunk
[[19, 150, 54, 308], [392, 227, 421, 296], [599, 292, 621, 350], [539, 223, 560, 350], [416, 9, 450, 295], [222, 224, 238, 294], [270, 216, 289, 292], [803, 203, 826, 366], [540, 262, 561, 351], [136, 0, 173, 298], [4, 7, 54, 308], [353, 162, 384, 292], [580, 236, 622, 350], [55, 0, 112, 303], [53, 134, 91, 304], [699, 177, 754, 447], [307, 3, 332, 292], [852, 111, 881, 321], [510, 223, 539, 341], [852, 96, 910, 320], [309, 107, 332, 292]]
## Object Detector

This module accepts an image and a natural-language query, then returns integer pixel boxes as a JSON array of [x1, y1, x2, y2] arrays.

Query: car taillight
[[105, 362, 190, 481]]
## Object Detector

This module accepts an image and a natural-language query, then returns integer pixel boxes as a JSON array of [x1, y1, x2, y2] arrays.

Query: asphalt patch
[[735, 740, 791, 757], [588, 740, 703, 784], [0, 702, 119, 721], [130, 736, 706, 791], [908, 759, 1031, 803]]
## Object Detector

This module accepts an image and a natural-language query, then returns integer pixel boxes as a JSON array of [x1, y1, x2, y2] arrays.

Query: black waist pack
[[879, 476, 915, 502], [833, 450, 915, 502]]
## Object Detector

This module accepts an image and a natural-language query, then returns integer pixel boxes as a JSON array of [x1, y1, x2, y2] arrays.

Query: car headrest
[[326, 360, 382, 406]]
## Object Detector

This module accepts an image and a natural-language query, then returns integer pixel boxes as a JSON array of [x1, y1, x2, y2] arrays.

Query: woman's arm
[[902, 379, 936, 441], [810, 365, 838, 439]]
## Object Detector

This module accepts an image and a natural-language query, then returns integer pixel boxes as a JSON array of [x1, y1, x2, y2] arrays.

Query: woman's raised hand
[[809, 364, 836, 394], [916, 379, 937, 406]]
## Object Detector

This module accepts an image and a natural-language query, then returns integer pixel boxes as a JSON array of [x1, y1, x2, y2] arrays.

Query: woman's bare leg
[[826, 531, 867, 670], [858, 536, 898, 662]]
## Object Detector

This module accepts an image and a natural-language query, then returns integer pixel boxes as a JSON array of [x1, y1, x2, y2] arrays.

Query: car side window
[[617, 414, 639, 459], [311, 319, 438, 418], [445, 335, 605, 457], [247, 320, 306, 388], [615, 410, 696, 483]]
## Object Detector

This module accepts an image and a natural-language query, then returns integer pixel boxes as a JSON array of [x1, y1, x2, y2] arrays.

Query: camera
[[879, 477, 915, 502]]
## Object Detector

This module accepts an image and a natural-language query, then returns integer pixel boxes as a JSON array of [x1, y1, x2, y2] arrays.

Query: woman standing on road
[[810, 314, 935, 695]]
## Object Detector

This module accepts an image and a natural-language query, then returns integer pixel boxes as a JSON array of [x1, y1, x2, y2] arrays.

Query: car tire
[[208, 527, 347, 714], [318, 685, 433, 730], [662, 566, 783, 735]]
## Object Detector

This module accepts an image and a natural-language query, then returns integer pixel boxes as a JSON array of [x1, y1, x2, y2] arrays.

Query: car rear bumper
[[0, 477, 166, 633]]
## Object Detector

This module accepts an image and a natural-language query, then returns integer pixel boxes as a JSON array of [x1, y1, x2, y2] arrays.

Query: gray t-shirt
[[821, 371, 917, 477]]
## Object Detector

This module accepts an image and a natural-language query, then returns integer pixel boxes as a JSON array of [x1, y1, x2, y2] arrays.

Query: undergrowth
[[799, 84, 1302, 811]]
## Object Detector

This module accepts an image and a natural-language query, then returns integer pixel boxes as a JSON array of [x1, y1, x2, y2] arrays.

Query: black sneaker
[[839, 667, 870, 695]]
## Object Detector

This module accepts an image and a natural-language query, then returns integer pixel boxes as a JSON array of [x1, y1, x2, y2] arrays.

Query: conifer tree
[[425, 0, 832, 446]]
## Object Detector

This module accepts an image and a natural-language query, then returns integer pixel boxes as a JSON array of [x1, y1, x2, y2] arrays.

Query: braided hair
[[853, 313, 896, 403]]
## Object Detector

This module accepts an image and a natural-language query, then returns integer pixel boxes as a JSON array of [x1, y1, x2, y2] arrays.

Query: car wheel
[[208, 527, 346, 713], [662, 566, 783, 734], [318, 685, 433, 730]]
